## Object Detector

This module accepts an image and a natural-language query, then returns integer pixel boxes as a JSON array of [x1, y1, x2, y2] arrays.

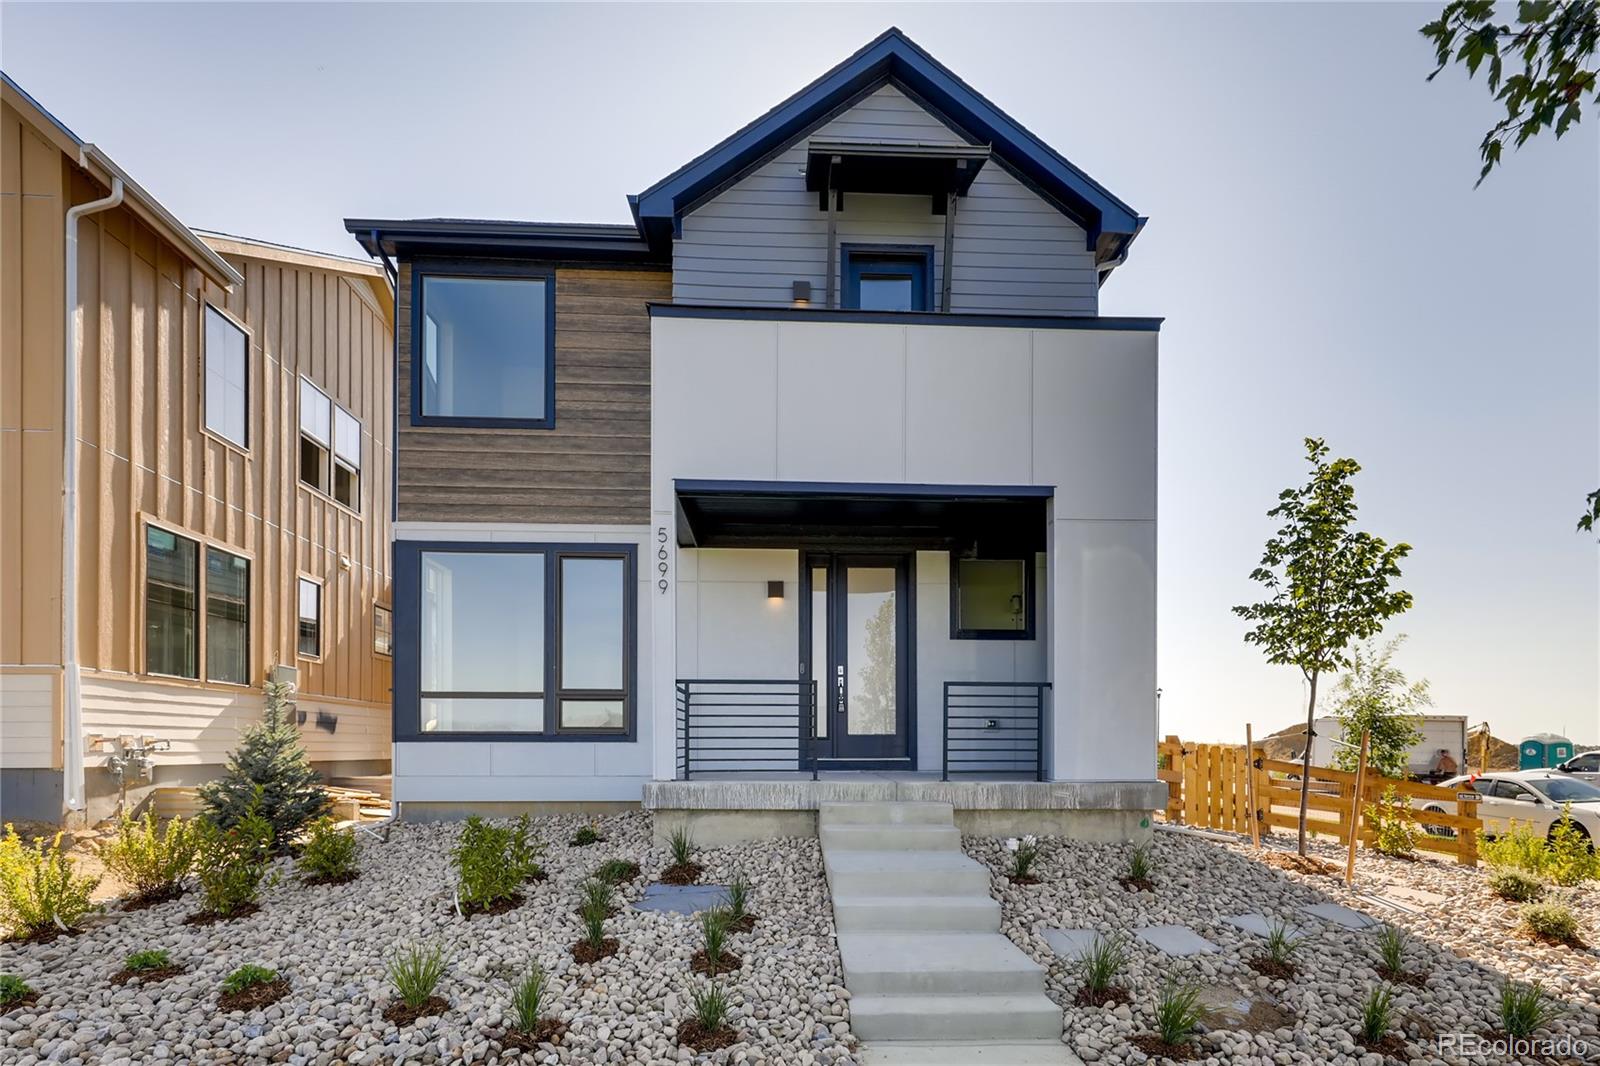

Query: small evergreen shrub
[[194, 804, 275, 918], [509, 964, 548, 1033], [199, 677, 331, 851], [1520, 900, 1579, 943], [220, 964, 278, 996], [0, 823, 100, 938], [1152, 979, 1204, 1047], [1500, 979, 1565, 1038], [1487, 868, 1545, 902], [0, 974, 33, 1008], [570, 824, 603, 847], [297, 817, 359, 883], [1359, 984, 1396, 1044], [452, 817, 523, 912], [387, 943, 447, 1008], [123, 949, 172, 973], [1366, 787, 1418, 859], [96, 811, 197, 902]]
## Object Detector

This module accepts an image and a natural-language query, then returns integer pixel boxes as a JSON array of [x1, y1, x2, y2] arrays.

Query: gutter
[[62, 158, 124, 814]]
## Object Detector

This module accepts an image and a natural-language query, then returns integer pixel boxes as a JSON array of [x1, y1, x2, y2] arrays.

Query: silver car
[[1418, 770, 1600, 843], [1555, 749, 1600, 786]]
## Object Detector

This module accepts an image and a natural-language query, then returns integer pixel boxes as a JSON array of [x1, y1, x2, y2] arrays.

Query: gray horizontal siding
[[673, 83, 1099, 316]]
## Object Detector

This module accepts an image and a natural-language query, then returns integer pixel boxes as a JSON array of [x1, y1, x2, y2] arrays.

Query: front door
[[802, 552, 911, 766]]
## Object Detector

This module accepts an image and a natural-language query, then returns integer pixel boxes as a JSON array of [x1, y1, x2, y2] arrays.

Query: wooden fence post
[[1457, 793, 1481, 866], [1345, 730, 1370, 886], [1245, 725, 1261, 847]]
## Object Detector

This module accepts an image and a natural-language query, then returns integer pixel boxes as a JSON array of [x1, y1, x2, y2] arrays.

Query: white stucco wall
[[650, 315, 1158, 784]]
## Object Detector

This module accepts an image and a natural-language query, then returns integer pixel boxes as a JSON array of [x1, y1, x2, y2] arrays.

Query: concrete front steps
[[820, 801, 1077, 1063]]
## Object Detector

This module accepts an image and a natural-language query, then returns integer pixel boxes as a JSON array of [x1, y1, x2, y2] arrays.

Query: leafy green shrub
[[1078, 932, 1130, 996], [220, 964, 278, 996], [0, 823, 100, 937], [669, 827, 695, 866], [594, 859, 639, 885], [199, 676, 330, 850], [1501, 979, 1565, 1038], [1006, 835, 1040, 880], [1374, 925, 1410, 975], [1263, 917, 1304, 967], [570, 824, 603, 847], [0, 973, 33, 1008], [123, 949, 172, 973], [1366, 787, 1418, 859], [1482, 820, 1552, 875], [297, 817, 359, 882], [1487, 867, 1545, 902], [194, 806, 275, 917], [96, 811, 197, 902], [508, 964, 549, 1032], [1359, 984, 1395, 1044], [691, 979, 730, 1031], [1152, 979, 1203, 1047], [388, 943, 447, 1008], [452, 817, 523, 912], [1520, 900, 1578, 942], [1546, 806, 1599, 886]]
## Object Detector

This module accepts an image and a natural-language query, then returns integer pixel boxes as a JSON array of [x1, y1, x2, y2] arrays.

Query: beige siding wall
[[0, 671, 58, 769]]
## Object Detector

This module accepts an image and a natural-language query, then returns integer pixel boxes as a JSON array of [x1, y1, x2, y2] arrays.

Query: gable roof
[[630, 28, 1144, 263]]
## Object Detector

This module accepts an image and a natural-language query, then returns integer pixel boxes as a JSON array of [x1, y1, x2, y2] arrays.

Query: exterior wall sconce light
[[791, 280, 812, 306], [767, 580, 785, 600]]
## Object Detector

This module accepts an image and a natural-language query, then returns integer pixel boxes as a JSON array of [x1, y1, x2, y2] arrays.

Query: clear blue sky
[[6, 2, 1596, 744]]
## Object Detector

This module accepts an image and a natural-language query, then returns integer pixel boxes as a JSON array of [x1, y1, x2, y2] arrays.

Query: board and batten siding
[[396, 262, 670, 524], [672, 83, 1100, 315]]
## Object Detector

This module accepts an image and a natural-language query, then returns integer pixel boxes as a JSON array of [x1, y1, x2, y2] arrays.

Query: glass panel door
[[802, 553, 910, 763]]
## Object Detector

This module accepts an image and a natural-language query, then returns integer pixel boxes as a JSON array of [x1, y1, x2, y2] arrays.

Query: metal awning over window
[[674, 480, 1049, 554], [804, 140, 990, 209]]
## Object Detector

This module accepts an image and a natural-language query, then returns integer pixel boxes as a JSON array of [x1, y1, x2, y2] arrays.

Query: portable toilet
[[1519, 733, 1575, 769]]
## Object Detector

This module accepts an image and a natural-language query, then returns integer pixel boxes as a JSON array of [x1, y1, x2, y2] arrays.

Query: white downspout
[[62, 161, 123, 815]]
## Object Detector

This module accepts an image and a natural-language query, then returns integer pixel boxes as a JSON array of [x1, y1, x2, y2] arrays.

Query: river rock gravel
[[967, 829, 1598, 1066], [0, 813, 854, 1065]]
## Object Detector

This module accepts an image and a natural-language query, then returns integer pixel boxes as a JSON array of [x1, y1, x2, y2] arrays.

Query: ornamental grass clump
[[502, 963, 565, 1050], [572, 885, 619, 964], [297, 817, 359, 884], [1120, 842, 1156, 892], [1130, 978, 1203, 1058], [0, 823, 100, 941], [1249, 916, 1304, 979], [96, 810, 198, 906], [0, 974, 36, 1011], [452, 817, 524, 916], [1006, 835, 1041, 883], [217, 964, 287, 1012], [692, 907, 741, 976], [725, 872, 756, 931], [1357, 984, 1398, 1050], [594, 858, 640, 886], [661, 826, 703, 885], [1074, 932, 1131, 1007], [1373, 924, 1426, 986], [1500, 979, 1565, 1039], [680, 978, 737, 1052], [191, 804, 275, 922], [384, 942, 449, 1025]]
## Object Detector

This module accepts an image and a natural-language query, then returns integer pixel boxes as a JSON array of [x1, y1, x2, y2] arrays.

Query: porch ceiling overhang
[[673, 479, 1050, 553]]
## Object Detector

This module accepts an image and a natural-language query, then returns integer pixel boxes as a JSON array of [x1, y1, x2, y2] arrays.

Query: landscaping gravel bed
[[969, 830, 1599, 1066], [0, 813, 855, 1065]]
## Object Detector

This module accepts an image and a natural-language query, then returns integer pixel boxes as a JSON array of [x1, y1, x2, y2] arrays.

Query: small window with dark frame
[[145, 526, 199, 678], [299, 377, 331, 493], [373, 604, 393, 656], [205, 548, 250, 684], [844, 250, 931, 312], [417, 271, 553, 425], [556, 555, 628, 732], [297, 577, 322, 658], [204, 306, 248, 449], [952, 557, 1032, 639], [333, 406, 361, 509]]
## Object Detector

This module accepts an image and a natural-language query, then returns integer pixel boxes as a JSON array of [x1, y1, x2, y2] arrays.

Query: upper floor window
[[299, 377, 362, 511], [297, 576, 322, 659], [204, 306, 248, 448], [844, 247, 931, 312], [414, 264, 555, 428]]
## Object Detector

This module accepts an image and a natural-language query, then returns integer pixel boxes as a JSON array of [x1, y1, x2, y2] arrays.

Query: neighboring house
[[0, 75, 394, 826], [347, 29, 1164, 837]]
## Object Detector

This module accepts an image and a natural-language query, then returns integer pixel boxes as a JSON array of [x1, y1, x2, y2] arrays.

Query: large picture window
[[413, 264, 555, 428], [397, 542, 636, 739], [951, 556, 1035, 640], [144, 525, 252, 683]]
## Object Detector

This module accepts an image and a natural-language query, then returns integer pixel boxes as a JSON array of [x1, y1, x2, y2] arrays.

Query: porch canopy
[[673, 479, 1049, 555]]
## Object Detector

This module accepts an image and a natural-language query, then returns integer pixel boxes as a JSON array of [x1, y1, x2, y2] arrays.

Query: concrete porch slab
[[630, 883, 730, 915], [1221, 913, 1303, 939], [1302, 902, 1380, 930], [1042, 927, 1100, 961], [1134, 925, 1220, 956]]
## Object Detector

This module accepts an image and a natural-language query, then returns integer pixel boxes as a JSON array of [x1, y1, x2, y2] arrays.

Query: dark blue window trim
[[949, 555, 1037, 641], [393, 540, 638, 743], [408, 258, 557, 430], [842, 244, 934, 312]]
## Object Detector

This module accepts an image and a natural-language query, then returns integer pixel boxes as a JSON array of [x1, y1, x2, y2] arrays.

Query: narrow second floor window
[[300, 377, 362, 512], [145, 526, 199, 678], [204, 306, 248, 448], [373, 604, 393, 656], [333, 406, 361, 509], [298, 577, 322, 658], [417, 269, 554, 427]]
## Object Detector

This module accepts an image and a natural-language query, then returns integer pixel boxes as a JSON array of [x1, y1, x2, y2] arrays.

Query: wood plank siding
[[672, 83, 1101, 315], [395, 262, 669, 524]]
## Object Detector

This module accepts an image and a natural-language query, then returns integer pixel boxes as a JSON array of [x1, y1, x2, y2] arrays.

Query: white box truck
[[1306, 715, 1468, 781]]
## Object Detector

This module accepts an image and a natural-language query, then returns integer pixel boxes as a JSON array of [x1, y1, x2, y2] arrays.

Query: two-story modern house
[[1, 75, 394, 825], [347, 29, 1163, 839]]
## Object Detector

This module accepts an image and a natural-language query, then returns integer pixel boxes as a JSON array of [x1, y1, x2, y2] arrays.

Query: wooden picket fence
[[1157, 736, 1482, 866]]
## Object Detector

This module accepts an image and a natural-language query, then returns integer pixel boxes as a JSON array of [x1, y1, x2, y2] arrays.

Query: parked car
[[1416, 770, 1600, 842], [1555, 749, 1600, 785]]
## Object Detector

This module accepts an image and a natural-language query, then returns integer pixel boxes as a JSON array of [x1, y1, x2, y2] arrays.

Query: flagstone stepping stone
[[1134, 925, 1219, 955], [1221, 913, 1302, 938], [1302, 902, 1379, 930], [1042, 928, 1100, 960], [631, 883, 730, 914]]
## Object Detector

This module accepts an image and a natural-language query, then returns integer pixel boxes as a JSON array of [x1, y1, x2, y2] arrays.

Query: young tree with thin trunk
[[1234, 438, 1414, 855], [1329, 636, 1430, 781]]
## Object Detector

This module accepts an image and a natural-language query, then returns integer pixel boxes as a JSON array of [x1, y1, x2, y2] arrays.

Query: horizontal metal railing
[[676, 679, 818, 780], [942, 681, 1049, 781]]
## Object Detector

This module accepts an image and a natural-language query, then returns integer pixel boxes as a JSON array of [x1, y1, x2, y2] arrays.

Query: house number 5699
[[656, 527, 670, 594]]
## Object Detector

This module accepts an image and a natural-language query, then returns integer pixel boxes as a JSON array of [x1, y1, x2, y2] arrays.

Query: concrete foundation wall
[[399, 800, 638, 823], [0, 769, 64, 824]]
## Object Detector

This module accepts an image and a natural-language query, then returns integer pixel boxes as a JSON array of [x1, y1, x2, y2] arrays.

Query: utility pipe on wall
[[62, 159, 124, 815]]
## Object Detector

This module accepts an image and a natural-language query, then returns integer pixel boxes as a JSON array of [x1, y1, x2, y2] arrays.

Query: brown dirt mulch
[[1119, 875, 1155, 893], [569, 832, 607, 847], [500, 1018, 566, 1051], [1074, 984, 1131, 1008], [571, 937, 620, 964], [1, 992, 40, 1014], [659, 862, 703, 885], [1129, 1034, 1198, 1061], [184, 903, 261, 927], [1009, 873, 1042, 885], [1375, 964, 1428, 988], [456, 893, 524, 919], [216, 978, 289, 1013], [121, 885, 185, 911], [679, 1020, 739, 1052], [526, 868, 549, 883], [1247, 956, 1298, 980], [383, 995, 449, 1027], [690, 949, 744, 977], [1356, 1032, 1408, 1057], [1260, 852, 1338, 876], [111, 964, 185, 986], [1522, 927, 1589, 950], [726, 912, 758, 933], [302, 871, 360, 887], [2, 925, 84, 946]]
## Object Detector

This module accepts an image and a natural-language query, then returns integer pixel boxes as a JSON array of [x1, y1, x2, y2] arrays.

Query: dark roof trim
[[649, 302, 1163, 333], [676, 479, 1054, 499], [343, 217, 667, 264], [632, 28, 1141, 254]]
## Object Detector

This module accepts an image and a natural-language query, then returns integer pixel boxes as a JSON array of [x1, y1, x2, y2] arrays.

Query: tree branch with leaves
[[1234, 438, 1415, 855]]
